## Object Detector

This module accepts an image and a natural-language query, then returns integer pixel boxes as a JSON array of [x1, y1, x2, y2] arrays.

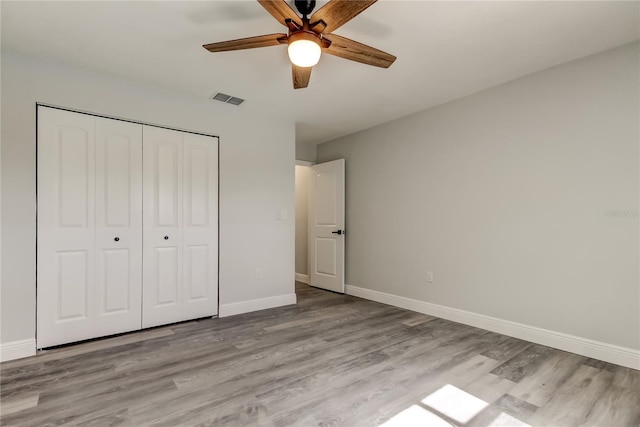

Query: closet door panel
[[156, 247, 180, 304], [101, 249, 130, 310], [37, 108, 96, 348], [142, 126, 184, 328], [184, 245, 209, 301], [94, 118, 143, 336], [182, 134, 218, 317], [56, 251, 90, 320]]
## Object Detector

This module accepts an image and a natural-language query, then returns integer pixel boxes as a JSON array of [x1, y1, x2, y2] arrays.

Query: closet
[[36, 106, 218, 348]]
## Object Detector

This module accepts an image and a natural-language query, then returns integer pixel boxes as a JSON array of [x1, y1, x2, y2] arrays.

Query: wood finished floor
[[1, 282, 639, 427]]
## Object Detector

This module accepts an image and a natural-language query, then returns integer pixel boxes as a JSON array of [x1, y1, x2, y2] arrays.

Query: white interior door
[[308, 159, 345, 293], [182, 133, 218, 318], [142, 126, 218, 328], [142, 126, 184, 328], [94, 117, 143, 337], [37, 108, 97, 347], [38, 108, 144, 348]]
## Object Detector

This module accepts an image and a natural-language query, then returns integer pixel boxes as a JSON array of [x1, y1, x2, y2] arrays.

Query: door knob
[[331, 230, 344, 235], [114, 237, 120, 242], [164, 236, 169, 240]]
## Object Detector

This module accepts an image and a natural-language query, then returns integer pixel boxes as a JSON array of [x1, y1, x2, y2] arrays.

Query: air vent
[[210, 92, 245, 106], [227, 97, 245, 106], [212, 93, 231, 102]]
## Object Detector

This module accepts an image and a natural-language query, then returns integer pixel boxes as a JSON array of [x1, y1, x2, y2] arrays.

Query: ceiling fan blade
[[310, 0, 377, 34], [203, 33, 287, 52], [257, 0, 303, 28], [292, 65, 312, 89], [323, 33, 396, 68]]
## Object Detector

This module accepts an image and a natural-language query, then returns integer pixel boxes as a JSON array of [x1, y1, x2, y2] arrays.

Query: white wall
[[295, 165, 311, 276], [1, 51, 295, 352], [317, 43, 640, 353]]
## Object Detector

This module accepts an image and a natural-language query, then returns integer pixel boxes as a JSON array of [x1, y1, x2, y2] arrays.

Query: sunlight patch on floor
[[380, 404, 454, 427], [382, 384, 533, 427], [485, 411, 532, 427], [421, 384, 489, 424]]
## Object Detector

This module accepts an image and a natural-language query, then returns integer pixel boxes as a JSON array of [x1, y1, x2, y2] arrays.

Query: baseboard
[[346, 285, 640, 370], [219, 293, 297, 318], [0, 339, 36, 362], [295, 273, 309, 284]]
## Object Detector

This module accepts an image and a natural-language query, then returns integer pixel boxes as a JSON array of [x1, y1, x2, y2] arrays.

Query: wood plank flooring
[[1, 282, 639, 426]]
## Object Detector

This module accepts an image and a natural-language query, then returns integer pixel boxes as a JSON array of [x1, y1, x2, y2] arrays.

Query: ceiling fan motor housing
[[294, 0, 316, 17]]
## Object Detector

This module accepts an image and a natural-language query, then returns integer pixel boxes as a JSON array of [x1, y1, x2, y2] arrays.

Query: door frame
[[294, 160, 315, 284]]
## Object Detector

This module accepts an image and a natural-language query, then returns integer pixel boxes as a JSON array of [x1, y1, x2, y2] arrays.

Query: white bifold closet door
[[142, 126, 218, 328], [37, 107, 143, 348], [37, 107, 218, 348]]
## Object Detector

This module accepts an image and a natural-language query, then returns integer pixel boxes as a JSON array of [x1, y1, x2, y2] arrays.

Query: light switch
[[279, 210, 288, 220]]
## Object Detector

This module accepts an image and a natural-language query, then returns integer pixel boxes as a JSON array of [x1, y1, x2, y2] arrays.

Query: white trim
[[346, 285, 640, 370], [219, 293, 297, 318], [0, 339, 36, 362], [295, 273, 309, 284], [295, 160, 314, 166]]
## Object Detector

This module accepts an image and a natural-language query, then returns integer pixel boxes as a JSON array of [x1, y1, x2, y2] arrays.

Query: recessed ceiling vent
[[210, 92, 245, 106]]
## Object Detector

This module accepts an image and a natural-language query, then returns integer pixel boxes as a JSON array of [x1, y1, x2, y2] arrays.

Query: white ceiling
[[2, 1, 639, 145]]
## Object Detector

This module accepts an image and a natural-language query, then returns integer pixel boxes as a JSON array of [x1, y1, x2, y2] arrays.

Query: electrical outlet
[[256, 268, 264, 279], [426, 271, 434, 283]]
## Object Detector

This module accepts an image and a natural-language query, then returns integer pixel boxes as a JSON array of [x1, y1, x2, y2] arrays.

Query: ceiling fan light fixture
[[287, 32, 321, 67]]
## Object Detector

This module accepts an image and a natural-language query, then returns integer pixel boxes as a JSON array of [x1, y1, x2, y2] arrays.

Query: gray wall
[[296, 141, 317, 163], [1, 51, 295, 345], [295, 165, 311, 275], [317, 42, 639, 350]]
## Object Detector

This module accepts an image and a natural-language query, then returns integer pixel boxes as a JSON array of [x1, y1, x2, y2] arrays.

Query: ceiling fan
[[203, 0, 396, 89]]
